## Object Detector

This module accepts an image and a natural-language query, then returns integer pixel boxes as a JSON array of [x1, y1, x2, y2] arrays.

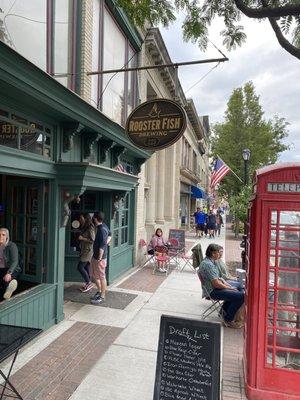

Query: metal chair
[[153, 245, 170, 275], [138, 239, 155, 268], [177, 252, 195, 272], [167, 238, 181, 267], [198, 272, 224, 320]]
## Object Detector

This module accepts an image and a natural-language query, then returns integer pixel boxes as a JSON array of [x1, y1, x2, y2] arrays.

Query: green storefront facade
[[0, 41, 150, 330]]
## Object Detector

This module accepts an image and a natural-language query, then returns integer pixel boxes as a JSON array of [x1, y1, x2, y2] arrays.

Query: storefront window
[[1, 0, 47, 70], [0, 0, 75, 89], [112, 193, 129, 247], [0, 107, 53, 158], [54, 0, 72, 87], [91, 2, 137, 125]]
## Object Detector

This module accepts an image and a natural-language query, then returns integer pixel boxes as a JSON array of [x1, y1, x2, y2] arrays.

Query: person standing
[[215, 212, 223, 237], [90, 212, 111, 304], [193, 207, 207, 238], [207, 210, 217, 238], [77, 213, 95, 292], [0, 228, 21, 300]]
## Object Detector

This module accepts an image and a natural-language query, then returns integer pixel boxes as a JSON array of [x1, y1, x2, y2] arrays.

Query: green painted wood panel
[[109, 245, 134, 282], [0, 284, 57, 329]]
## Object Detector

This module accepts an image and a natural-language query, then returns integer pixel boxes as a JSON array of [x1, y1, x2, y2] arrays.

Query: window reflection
[[54, 0, 71, 87], [2, 0, 47, 70]]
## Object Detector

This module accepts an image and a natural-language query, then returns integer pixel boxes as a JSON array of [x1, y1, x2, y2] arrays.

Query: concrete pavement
[[0, 225, 246, 399]]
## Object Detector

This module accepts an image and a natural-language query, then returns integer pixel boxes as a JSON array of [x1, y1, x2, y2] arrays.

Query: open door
[[6, 179, 47, 283]]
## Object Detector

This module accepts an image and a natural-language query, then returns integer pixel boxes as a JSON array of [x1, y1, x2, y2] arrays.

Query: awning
[[191, 186, 207, 199]]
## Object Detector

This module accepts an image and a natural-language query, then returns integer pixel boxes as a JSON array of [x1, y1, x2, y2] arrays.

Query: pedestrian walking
[[77, 213, 95, 292], [193, 207, 207, 238], [90, 212, 111, 304], [215, 212, 223, 237]]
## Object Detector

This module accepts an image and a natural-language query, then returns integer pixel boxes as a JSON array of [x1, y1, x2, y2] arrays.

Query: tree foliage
[[116, 0, 300, 60], [228, 185, 252, 223], [211, 81, 289, 196]]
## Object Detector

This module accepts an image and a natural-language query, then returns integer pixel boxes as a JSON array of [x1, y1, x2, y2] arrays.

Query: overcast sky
[[160, 15, 300, 163]]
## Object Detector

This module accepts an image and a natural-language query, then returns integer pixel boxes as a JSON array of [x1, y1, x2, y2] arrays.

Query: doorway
[[0, 175, 48, 295]]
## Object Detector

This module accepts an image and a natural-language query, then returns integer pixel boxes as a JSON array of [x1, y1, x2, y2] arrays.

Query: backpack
[[191, 243, 204, 269]]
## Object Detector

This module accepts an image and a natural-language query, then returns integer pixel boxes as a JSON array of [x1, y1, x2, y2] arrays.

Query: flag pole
[[217, 155, 243, 184]]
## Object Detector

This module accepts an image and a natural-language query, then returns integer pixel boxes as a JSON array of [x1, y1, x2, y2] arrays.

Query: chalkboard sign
[[168, 229, 185, 250], [153, 315, 221, 400]]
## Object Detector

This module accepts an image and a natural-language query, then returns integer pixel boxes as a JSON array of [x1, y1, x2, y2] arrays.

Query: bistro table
[[0, 324, 42, 399]]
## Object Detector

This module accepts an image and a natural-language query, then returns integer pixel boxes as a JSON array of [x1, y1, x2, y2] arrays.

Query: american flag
[[115, 164, 126, 173], [211, 158, 231, 189]]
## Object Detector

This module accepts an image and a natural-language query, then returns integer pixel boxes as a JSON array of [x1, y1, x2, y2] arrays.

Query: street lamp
[[242, 149, 251, 185]]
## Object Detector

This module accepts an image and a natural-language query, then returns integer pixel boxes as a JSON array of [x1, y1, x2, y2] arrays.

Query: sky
[[160, 14, 300, 163]]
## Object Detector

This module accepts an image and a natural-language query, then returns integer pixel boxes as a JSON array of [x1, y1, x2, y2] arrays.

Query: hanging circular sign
[[125, 99, 187, 150]]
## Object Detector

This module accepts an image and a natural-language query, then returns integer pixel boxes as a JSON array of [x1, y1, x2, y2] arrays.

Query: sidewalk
[[0, 225, 246, 400]]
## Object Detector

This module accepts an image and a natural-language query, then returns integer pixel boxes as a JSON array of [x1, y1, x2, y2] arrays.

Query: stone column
[[155, 149, 165, 224], [164, 145, 176, 222], [145, 153, 157, 224]]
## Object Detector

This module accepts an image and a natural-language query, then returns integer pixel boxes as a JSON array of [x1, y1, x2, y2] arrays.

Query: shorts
[[196, 223, 205, 231], [91, 257, 107, 280]]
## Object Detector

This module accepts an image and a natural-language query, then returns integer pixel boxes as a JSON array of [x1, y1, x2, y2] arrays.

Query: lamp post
[[242, 148, 251, 185]]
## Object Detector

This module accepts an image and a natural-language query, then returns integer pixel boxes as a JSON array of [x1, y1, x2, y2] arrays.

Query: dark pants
[[77, 261, 91, 284], [0, 268, 19, 300], [210, 281, 244, 322]]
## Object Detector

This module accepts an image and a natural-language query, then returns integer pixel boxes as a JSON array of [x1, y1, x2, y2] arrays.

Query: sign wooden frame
[[125, 99, 187, 151], [153, 315, 221, 400]]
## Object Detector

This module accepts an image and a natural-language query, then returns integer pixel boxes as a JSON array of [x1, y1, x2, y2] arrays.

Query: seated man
[[0, 228, 20, 300], [198, 243, 244, 328]]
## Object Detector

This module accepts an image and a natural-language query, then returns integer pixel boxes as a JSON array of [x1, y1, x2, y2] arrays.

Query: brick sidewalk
[[222, 225, 247, 400], [8, 322, 122, 400]]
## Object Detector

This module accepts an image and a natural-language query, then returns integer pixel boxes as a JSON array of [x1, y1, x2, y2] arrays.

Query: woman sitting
[[0, 228, 21, 300], [148, 228, 169, 273]]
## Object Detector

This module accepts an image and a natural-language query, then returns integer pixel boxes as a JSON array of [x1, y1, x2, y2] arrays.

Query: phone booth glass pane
[[266, 210, 300, 371]]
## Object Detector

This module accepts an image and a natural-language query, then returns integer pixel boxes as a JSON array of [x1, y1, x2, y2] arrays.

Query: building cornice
[[145, 28, 186, 107]]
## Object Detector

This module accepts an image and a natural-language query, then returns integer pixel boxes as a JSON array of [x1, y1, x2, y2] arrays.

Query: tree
[[211, 81, 289, 196], [116, 0, 300, 60]]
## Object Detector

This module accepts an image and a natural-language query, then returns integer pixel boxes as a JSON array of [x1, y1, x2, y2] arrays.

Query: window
[[0, 107, 53, 158], [112, 193, 129, 247], [53, 0, 73, 87], [182, 138, 191, 169], [92, 2, 137, 125], [193, 151, 197, 173], [0, 0, 75, 89]]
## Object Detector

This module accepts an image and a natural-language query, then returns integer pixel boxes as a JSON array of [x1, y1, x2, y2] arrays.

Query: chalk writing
[[154, 316, 220, 400]]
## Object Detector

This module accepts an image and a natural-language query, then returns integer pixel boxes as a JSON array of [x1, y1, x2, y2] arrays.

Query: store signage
[[0, 121, 39, 149], [267, 183, 300, 192], [125, 99, 187, 150], [153, 315, 221, 400]]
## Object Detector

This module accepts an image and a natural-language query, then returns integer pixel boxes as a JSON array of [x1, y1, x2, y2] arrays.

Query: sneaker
[[81, 282, 94, 293], [90, 291, 101, 300], [90, 296, 105, 305], [158, 268, 167, 273], [4, 279, 18, 300]]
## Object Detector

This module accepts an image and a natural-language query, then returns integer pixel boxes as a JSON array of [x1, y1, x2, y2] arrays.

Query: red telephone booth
[[244, 163, 300, 400]]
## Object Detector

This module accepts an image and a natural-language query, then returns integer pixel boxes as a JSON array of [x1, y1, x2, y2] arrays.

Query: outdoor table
[[0, 324, 42, 400]]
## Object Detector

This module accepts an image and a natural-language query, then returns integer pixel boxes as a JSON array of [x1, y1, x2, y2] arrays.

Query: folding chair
[[198, 272, 224, 320], [167, 238, 181, 268], [138, 239, 155, 268], [153, 245, 170, 275], [177, 252, 195, 273]]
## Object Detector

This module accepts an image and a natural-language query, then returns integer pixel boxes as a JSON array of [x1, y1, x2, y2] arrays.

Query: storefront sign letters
[[125, 99, 187, 150], [0, 121, 39, 149], [267, 183, 300, 192]]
